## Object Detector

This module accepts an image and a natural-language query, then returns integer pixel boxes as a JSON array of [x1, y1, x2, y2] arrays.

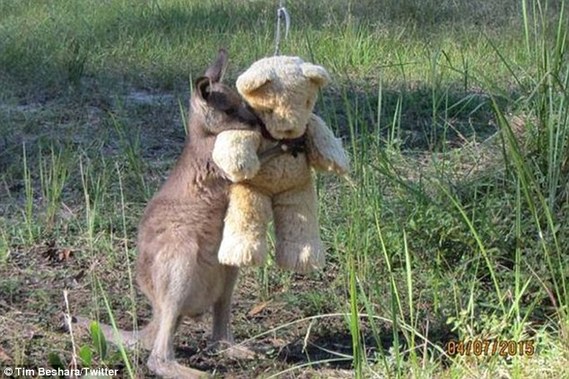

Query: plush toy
[[212, 56, 349, 273]]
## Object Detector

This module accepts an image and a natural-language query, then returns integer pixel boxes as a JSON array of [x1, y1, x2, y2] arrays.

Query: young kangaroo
[[135, 49, 262, 379], [77, 50, 271, 378]]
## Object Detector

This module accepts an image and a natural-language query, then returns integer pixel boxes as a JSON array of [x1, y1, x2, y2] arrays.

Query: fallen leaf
[[0, 346, 12, 363], [58, 249, 73, 261], [247, 300, 273, 317]]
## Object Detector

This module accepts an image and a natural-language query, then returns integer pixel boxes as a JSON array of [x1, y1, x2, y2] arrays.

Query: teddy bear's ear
[[302, 63, 330, 87], [236, 72, 272, 96]]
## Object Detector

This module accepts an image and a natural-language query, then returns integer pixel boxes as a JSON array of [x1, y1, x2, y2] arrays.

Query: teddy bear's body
[[212, 56, 348, 273], [226, 156, 320, 271], [214, 123, 323, 272], [246, 140, 312, 191]]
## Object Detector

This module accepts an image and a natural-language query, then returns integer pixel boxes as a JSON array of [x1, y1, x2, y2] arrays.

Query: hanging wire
[[274, 0, 290, 56]]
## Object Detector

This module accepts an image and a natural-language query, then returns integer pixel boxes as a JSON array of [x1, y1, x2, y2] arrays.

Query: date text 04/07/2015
[[445, 339, 534, 357]]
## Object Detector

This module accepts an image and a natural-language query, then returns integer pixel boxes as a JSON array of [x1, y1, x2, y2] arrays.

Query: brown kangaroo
[[77, 50, 277, 378], [135, 49, 262, 378]]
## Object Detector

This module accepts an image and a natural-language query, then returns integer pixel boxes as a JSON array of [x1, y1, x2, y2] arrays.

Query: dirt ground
[[0, 238, 381, 378]]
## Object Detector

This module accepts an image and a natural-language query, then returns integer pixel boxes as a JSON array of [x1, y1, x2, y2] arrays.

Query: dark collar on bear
[[256, 118, 307, 158], [261, 121, 306, 154], [248, 103, 306, 157], [258, 119, 277, 141]]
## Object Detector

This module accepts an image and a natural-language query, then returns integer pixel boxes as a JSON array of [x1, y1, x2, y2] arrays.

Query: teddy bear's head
[[236, 56, 329, 140]]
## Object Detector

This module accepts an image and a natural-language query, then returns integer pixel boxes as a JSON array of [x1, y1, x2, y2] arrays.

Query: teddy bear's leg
[[218, 184, 272, 267], [272, 183, 324, 273]]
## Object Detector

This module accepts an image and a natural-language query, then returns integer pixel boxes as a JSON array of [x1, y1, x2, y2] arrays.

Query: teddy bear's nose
[[280, 128, 303, 139]]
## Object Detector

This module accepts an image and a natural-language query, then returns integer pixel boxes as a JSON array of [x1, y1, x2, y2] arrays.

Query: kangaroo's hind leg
[[209, 265, 256, 359], [211, 265, 239, 343], [145, 247, 209, 379]]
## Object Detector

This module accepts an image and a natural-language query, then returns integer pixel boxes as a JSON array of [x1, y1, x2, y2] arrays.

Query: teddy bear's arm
[[212, 130, 262, 182], [305, 114, 350, 175]]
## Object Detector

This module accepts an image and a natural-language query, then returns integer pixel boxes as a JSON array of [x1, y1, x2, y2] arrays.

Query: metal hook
[[274, 0, 290, 56]]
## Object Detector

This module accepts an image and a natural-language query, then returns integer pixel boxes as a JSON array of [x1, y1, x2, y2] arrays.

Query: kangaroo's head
[[190, 49, 261, 136]]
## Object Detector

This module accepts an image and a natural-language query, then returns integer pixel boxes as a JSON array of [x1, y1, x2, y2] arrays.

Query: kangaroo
[[77, 49, 277, 378], [135, 49, 263, 379]]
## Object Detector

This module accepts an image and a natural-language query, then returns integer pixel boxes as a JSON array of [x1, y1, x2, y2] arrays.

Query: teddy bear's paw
[[225, 160, 261, 182], [214, 159, 259, 182], [305, 114, 350, 175], [236, 159, 261, 180], [217, 233, 267, 267], [275, 239, 325, 273], [212, 135, 261, 182]]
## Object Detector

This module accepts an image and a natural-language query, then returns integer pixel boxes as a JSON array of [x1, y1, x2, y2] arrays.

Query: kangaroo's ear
[[194, 76, 211, 101], [194, 76, 234, 112], [204, 48, 229, 83]]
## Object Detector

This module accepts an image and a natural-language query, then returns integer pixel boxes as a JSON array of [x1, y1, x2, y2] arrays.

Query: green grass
[[1, 0, 568, 378]]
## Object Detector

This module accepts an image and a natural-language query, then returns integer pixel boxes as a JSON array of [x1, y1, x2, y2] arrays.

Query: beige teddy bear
[[212, 56, 349, 273]]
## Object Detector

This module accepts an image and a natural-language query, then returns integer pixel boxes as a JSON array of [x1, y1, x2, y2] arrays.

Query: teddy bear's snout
[[268, 118, 307, 139], [273, 127, 305, 139], [282, 129, 300, 138]]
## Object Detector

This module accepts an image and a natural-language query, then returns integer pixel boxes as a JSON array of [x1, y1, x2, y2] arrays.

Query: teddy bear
[[211, 55, 349, 273]]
